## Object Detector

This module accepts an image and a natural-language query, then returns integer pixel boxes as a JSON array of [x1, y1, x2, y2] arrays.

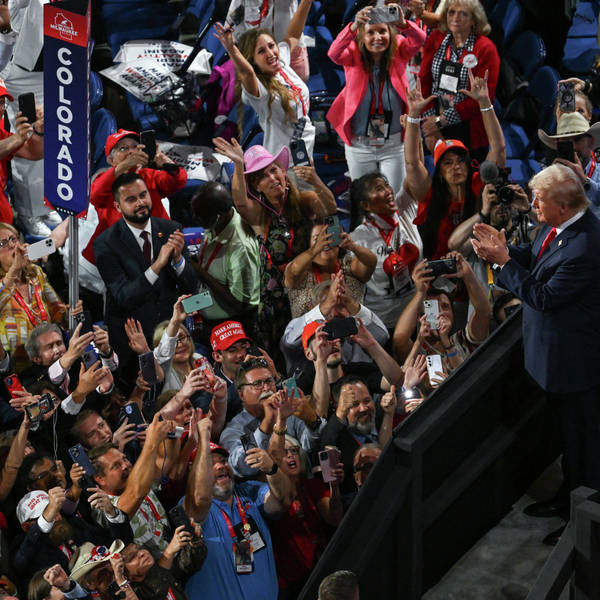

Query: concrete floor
[[424, 460, 569, 600]]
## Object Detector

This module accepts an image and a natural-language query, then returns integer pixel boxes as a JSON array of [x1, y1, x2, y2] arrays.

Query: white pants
[[344, 132, 406, 196]]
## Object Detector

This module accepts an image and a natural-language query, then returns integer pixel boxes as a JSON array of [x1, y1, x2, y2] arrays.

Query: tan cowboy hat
[[69, 539, 125, 582], [538, 111, 600, 149]]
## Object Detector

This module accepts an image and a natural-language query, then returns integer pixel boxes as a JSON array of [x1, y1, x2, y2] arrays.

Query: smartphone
[[319, 447, 341, 483], [558, 81, 575, 113], [427, 257, 457, 278], [25, 393, 54, 422], [240, 432, 258, 453], [370, 4, 399, 23], [82, 344, 99, 370], [194, 356, 216, 385], [18, 92, 36, 124], [324, 214, 342, 247], [74, 310, 93, 335], [140, 129, 156, 162], [426, 354, 444, 386], [323, 316, 358, 340], [246, 345, 262, 357], [26, 238, 56, 261], [227, 4, 245, 27], [556, 140, 575, 163], [68, 443, 96, 487], [290, 139, 310, 167], [282, 376, 301, 399], [423, 299, 439, 330], [119, 402, 146, 428], [182, 291, 213, 314], [168, 504, 195, 535], [138, 351, 158, 385], [4, 373, 25, 397]]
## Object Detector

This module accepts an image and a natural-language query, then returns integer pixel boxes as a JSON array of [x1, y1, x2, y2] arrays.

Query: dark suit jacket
[[497, 209, 600, 393], [93, 217, 198, 359]]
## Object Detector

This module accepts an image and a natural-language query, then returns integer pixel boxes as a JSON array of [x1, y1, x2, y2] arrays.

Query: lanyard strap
[[368, 72, 386, 116], [312, 261, 340, 284], [278, 69, 307, 116], [444, 39, 469, 63], [247, 0, 270, 25], [587, 152, 597, 178], [199, 240, 224, 271], [13, 284, 48, 326], [219, 495, 252, 541], [366, 217, 396, 248]]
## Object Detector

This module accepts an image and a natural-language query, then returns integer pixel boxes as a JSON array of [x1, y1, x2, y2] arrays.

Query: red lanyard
[[13, 284, 48, 326], [219, 495, 252, 543], [138, 494, 163, 538], [247, 0, 270, 25], [278, 69, 307, 116], [199, 240, 223, 271], [368, 73, 386, 117], [587, 152, 597, 178], [312, 262, 340, 284], [444, 40, 469, 63], [366, 217, 396, 249]]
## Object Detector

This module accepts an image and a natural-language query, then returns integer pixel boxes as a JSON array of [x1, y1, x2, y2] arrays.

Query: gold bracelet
[[272, 424, 287, 436]]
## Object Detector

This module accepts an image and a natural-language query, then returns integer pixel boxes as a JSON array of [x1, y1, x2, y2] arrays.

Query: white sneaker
[[44, 210, 64, 227], [19, 215, 51, 237]]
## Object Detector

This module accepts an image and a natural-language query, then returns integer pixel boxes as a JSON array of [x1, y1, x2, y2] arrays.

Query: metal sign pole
[[68, 215, 79, 331]]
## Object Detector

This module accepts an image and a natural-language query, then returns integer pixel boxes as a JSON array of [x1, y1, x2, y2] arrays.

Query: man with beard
[[320, 374, 396, 494], [93, 172, 198, 370], [302, 318, 404, 419], [219, 357, 324, 478], [88, 413, 176, 553], [184, 416, 293, 600], [447, 180, 533, 308], [12, 485, 133, 583]]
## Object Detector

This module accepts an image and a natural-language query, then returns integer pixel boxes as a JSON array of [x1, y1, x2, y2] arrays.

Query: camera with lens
[[481, 161, 514, 205], [25, 393, 54, 423]]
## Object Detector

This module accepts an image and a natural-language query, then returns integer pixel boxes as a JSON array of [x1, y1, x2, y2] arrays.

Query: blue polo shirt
[[184, 480, 278, 600]]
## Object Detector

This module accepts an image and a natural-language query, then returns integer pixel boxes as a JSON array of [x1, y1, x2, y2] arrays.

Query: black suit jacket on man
[[497, 209, 600, 394], [93, 217, 198, 360]]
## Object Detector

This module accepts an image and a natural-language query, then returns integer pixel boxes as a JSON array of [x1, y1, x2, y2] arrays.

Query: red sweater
[[419, 31, 500, 150], [82, 166, 187, 264]]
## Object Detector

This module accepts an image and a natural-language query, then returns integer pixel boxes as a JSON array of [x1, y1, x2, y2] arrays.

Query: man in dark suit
[[93, 172, 198, 370], [473, 164, 600, 541]]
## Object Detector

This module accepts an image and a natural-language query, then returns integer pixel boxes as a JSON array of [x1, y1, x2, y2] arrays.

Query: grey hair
[[529, 163, 590, 211], [438, 0, 492, 36], [25, 323, 63, 360]]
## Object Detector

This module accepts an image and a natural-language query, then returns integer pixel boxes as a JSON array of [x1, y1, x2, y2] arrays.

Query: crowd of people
[[0, 0, 598, 598]]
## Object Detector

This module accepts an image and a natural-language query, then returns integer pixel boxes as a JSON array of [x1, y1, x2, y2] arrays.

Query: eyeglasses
[[0, 236, 17, 249], [176, 334, 191, 346], [284, 447, 300, 456], [30, 461, 58, 481], [115, 143, 138, 153], [240, 376, 276, 390]]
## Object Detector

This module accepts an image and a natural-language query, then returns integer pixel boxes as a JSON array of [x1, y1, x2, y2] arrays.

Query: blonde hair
[[152, 321, 194, 380], [438, 0, 491, 36], [236, 29, 297, 132], [529, 163, 589, 211], [355, 21, 399, 75], [0, 222, 37, 281]]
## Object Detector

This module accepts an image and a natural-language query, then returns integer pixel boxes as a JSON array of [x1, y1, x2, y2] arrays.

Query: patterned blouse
[[0, 264, 66, 368]]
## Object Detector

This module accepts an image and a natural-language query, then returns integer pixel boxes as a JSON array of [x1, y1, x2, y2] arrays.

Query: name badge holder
[[366, 74, 391, 148]]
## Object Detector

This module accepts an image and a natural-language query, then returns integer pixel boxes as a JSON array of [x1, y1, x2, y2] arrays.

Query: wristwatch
[[435, 116, 443, 130], [263, 463, 279, 476]]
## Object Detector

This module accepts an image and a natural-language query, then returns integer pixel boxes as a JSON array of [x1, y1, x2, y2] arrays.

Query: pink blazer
[[326, 21, 426, 146]]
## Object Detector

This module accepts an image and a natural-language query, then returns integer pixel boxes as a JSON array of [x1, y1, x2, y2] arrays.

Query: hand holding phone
[[18, 92, 36, 125], [423, 300, 439, 331], [426, 354, 444, 387]]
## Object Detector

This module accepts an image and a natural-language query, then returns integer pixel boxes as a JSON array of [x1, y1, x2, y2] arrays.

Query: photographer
[[448, 179, 532, 303]]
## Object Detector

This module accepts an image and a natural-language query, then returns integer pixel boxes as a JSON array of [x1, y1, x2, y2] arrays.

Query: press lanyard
[[444, 41, 469, 63], [312, 262, 340, 284], [199, 241, 223, 271], [138, 494, 163, 537], [278, 69, 307, 117], [368, 73, 386, 117], [247, 0, 270, 25], [219, 495, 252, 544], [13, 284, 48, 326], [366, 216, 396, 249], [587, 152, 597, 178]]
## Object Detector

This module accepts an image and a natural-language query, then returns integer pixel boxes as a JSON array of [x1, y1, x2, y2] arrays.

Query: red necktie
[[536, 227, 557, 261], [140, 230, 151, 264]]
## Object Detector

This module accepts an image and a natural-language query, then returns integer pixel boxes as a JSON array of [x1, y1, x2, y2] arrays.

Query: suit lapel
[[532, 212, 587, 272], [117, 219, 148, 271], [151, 218, 164, 262]]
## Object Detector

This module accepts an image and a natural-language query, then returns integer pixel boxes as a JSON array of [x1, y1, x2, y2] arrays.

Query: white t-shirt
[[350, 186, 423, 328], [241, 42, 315, 158]]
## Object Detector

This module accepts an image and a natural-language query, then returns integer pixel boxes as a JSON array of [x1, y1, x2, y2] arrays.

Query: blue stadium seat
[[501, 121, 532, 159], [489, 0, 524, 48], [90, 72, 103, 111], [91, 108, 117, 174], [528, 65, 560, 136], [506, 31, 546, 79], [563, 1, 600, 74]]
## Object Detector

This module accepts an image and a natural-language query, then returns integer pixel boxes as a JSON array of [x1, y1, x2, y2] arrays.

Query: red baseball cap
[[0, 79, 13, 102], [209, 442, 229, 456], [105, 128, 139, 157], [210, 321, 251, 351], [302, 320, 324, 351], [433, 138, 469, 167]]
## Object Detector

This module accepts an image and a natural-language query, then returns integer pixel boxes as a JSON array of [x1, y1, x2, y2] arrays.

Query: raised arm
[[378, 386, 398, 447], [0, 414, 30, 500], [459, 69, 506, 168], [213, 23, 260, 98], [213, 137, 263, 231], [293, 164, 337, 216], [284, 226, 332, 289], [340, 233, 377, 283], [284, 0, 313, 54], [184, 416, 214, 523], [404, 80, 435, 202]]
